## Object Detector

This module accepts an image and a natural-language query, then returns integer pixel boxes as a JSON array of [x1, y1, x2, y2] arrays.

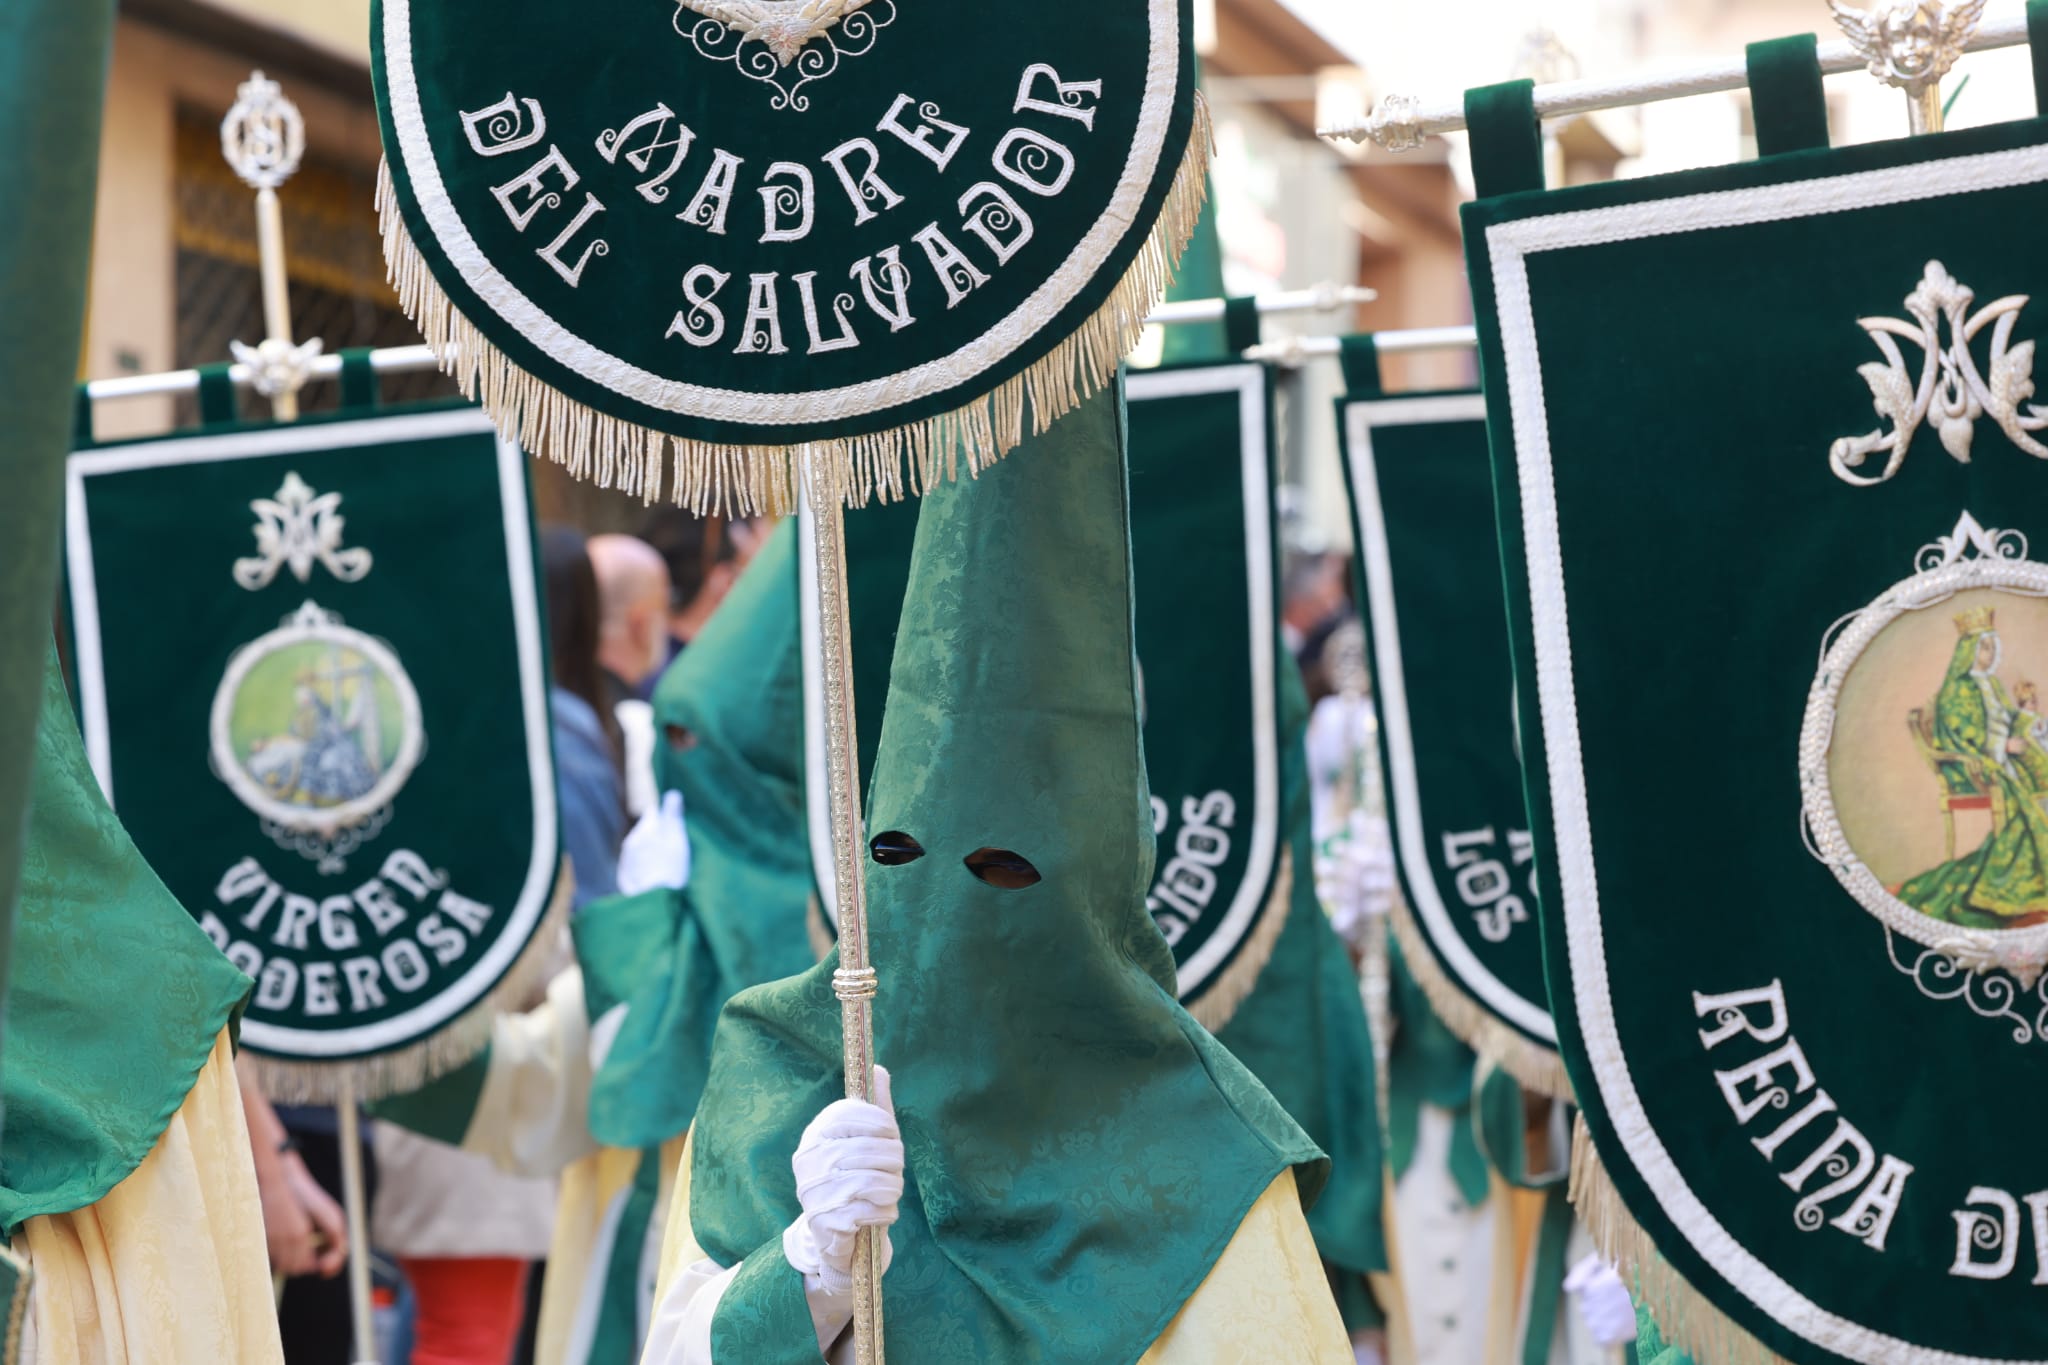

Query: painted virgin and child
[[1899, 606, 2048, 927]]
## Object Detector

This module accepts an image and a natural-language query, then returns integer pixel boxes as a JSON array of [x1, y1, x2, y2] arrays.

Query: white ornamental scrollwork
[[672, 0, 897, 113], [233, 472, 374, 591], [1830, 261, 2048, 487]]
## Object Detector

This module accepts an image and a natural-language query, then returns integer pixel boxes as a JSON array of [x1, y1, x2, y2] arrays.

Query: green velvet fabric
[[1340, 390, 1553, 1058], [339, 348, 381, 411], [2034, 0, 2048, 115], [1222, 296, 1262, 355], [1747, 35, 1829, 158], [196, 363, 239, 426], [580, 522, 816, 1150], [1465, 81, 1544, 201], [1465, 93, 2048, 1363], [0, 651, 252, 1235], [373, 0, 1198, 448], [1339, 334, 1385, 400], [0, 0, 117, 1094], [693, 385, 1325, 1364]]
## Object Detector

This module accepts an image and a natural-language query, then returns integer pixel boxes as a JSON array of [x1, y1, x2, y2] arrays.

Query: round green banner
[[373, 0, 1202, 512]]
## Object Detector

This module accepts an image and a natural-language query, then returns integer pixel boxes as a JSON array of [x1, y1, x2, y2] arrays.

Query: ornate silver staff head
[[221, 71, 306, 193], [1830, 0, 1987, 99]]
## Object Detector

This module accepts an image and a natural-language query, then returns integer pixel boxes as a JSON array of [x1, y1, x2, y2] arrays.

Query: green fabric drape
[[693, 385, 1324, 1364], [579, 522, 817, 1150], [1387, 939, 1489, 1207], [1747, 35, 1830, 157], [0, 0, 119, 1127], [2031, 0, 2048, 115], [1465, 81, 1545, 201], [1, 651, 252, 1234], [196, 362, 240, 427], [1338, 335, 1385, 400]]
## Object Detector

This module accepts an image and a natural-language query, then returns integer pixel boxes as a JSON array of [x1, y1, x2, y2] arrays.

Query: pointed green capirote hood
[[0, 647, 250, 1234], [576, 524, 816, 1149], [690, 385, 1325, 1365]]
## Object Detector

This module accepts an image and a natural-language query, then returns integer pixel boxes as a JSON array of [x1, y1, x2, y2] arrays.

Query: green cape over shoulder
[[1, 650, 251, 1234], [690, 384, 1325, 1364], [577, 522, 818, 1149]]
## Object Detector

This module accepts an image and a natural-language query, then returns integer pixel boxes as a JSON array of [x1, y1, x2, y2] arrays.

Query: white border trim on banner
[[1488, 142, 2048, 1365], [380, 0, 1183, 427], [801, 364, 1282, 1004], [65, 409, 560, 1059], [1344, 394, 1555, 1043]]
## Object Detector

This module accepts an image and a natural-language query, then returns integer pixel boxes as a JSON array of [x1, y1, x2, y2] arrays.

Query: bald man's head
[[588, 535, 673, 689]]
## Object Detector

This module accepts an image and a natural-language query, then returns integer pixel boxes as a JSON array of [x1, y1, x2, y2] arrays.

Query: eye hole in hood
[[664, 724, 698, 753], [869, 831, 925, 866], [964, 848, 1041, 890]]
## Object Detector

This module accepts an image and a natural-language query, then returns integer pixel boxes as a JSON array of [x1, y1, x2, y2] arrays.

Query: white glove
[[617, 789, 691, 897], [1564, 1254, 1637, 1348], [784, 1066, 904, 1303]]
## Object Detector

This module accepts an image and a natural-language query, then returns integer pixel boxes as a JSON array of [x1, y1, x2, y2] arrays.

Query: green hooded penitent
[[576, 521, 818, 1149], [689, 385, 1325, 1364], [1, 650, 252, 1234], [0, 0, 118, 1097]]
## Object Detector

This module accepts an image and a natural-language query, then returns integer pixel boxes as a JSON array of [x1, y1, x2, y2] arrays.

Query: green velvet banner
[[1339, 385, 1563, 1095], [372, 0, 1202, 511], [1124, 363, 1286, 1018], [1465, 87, 2048, 1365], [62, 406, 561, 1100]]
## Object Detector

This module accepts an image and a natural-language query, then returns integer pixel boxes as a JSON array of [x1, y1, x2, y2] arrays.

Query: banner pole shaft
[[335, 1080, 380, 1365], [254, 186, 299, 421], [807, 477, 886, 1364]]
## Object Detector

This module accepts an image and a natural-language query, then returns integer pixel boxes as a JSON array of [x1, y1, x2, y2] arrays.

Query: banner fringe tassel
[[376, 97, 1214, 516], [1570, 1114, 1796, 1365], [1386, 891, 1572, 1100], [243, 860, 575, 1106], [1186, 846, 1294, 1033]]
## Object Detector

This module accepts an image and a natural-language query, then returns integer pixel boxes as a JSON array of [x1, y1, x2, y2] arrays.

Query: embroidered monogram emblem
[[233, 472, 374, 592], [672, 0, 897, 112], [1830, 262, 2048, 486]]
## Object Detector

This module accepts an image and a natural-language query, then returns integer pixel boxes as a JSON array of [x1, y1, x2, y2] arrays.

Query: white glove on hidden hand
[[1565, 1254, 1638, 1348], [784, 1066, 903, 1304], [617, 789, 691, 897]]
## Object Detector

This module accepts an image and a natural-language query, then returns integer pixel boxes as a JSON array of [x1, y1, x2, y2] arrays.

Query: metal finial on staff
[[221, 72, 322, 420], [1829, 0, 1990, 135]]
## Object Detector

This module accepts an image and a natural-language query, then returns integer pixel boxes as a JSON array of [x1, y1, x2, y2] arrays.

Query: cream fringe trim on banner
[[377, 97, 1214, 516], [1186, 846, 1294, 1033], [1570, 1114, 1793, 1365], [1387, 889, 1573, 1100], [245, 859, 575, 1105]]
